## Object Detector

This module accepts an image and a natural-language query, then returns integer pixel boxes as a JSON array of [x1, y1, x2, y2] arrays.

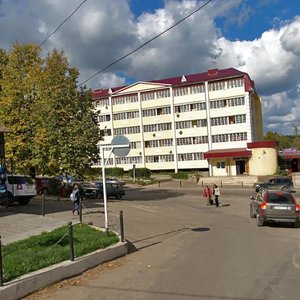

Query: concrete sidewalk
[[0, 194, 105, 245], [0, 212, 70, 245]]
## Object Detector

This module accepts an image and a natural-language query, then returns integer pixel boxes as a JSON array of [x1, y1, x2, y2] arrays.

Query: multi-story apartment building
[[92, 68, 263, 176]]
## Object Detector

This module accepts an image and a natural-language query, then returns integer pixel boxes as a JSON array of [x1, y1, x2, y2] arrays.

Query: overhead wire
[[36, 0, 89, 49], [78, 0, 214, 87]]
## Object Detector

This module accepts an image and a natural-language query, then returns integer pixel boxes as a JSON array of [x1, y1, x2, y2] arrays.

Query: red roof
[[92, 68, 254, 99], [280, 149, 300, 159], [204, 148, 252, 159], [247, 141, 278, 149]]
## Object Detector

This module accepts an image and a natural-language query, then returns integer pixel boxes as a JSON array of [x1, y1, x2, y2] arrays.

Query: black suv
[[254, 177, 294, 192]]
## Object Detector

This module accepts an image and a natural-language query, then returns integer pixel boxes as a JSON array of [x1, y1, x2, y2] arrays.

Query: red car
[[35, 177, 51, 194]]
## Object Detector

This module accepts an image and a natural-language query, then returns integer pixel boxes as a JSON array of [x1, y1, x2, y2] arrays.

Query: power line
[[37, 0, 89, 49], [78, 0, 213, 87]]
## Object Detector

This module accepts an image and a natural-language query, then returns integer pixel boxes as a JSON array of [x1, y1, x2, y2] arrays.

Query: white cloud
[[0, 0, 300, 134]]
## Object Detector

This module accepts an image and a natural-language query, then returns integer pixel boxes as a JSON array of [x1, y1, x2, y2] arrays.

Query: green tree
[[0, 43, 42, 173], [0, 44, 100, 177], [264, 131, 292, 150], [292, 125, 300, 150]]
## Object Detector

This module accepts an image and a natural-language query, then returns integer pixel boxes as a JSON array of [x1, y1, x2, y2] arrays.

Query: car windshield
[[266, 193, 294, 204], [8, 176, 34, 185]]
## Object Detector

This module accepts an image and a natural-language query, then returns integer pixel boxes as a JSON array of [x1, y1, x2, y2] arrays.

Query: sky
[[0, 0, 300, 135]]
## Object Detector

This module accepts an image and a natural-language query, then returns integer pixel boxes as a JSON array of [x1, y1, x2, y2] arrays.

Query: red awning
[[204, 148, 252, 159]]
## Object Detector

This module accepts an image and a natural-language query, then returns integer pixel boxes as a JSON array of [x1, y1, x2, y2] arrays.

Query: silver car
[[250, 191, 300, 227]]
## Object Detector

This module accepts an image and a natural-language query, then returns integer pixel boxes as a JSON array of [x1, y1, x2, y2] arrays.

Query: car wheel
[[17, 197, 31, 205], [0, 192, 10, 207], [250, 204, 256, 218], [256, 214, 264, 227], [116, 194, 122, 200], [281, 185, 290, 192]]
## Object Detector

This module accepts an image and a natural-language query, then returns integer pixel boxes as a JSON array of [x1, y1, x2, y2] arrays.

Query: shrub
[[134, 168, 151, 179], [105, 167, 124, 177], [171, 172, 189, 180]]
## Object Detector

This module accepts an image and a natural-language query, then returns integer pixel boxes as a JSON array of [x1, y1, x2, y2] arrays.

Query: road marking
[[130, 204, 158, 213]]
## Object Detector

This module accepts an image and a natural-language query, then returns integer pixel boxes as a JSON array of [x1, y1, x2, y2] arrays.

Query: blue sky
[[0, 0, 300, 134]]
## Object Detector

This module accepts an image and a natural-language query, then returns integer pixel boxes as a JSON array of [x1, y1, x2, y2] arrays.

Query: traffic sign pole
[[100, 135, 130, 233]]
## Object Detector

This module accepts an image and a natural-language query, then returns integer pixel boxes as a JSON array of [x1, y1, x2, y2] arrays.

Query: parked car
[[250, 190, 300, 227], [82, 182, 125, 199], [105, 178, 126, 186], [80, 182, 100, 199], [253, 176, 293, 192], [1, 174, 37, 205], [35, 177, 51, 194]]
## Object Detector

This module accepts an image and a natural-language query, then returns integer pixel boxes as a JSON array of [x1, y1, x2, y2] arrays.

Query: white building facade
[[92, 68, 263, 174]]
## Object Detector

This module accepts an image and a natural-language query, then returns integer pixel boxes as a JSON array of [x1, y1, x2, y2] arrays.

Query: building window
[[212, 134, 229, 143], [228, 114, 246, 124], [113, 94, 138, 105], [113, 110, 139, 121], [141, 92, 156, 101], [177, 152, 204, 161], [216, 161, 225, 169], [144, 123, 172, 132], [114, 126, 140, 135], [116, 156, 142, 164], [156, 89, 170, 99], [174, 86, 189, 97], [229, 132, 247, 141], [94, 98, 109, 108], [176, 119, 207, 129], [211, 117, 228, 126], [209, 81, 226, 91], [100, 129, 112, 136], [228, 97, 245, 106], [190, 84, 205, 94], [227, 78, 244, 89]]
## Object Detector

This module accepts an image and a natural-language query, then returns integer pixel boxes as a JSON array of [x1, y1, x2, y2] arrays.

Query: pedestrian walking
[[213, 184, 221, 207], [203, 185, 213, 206], [70, 184, 80, 215]]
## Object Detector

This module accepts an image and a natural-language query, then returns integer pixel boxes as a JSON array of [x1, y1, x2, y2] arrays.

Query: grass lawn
[[2, 224, 119, 282]]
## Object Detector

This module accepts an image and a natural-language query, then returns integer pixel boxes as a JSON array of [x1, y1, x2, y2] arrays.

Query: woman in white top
[[213, 184, 220, 207]]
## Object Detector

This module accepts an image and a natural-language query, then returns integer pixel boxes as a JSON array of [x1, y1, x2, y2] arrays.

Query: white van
[[5, 174, 37, 205]]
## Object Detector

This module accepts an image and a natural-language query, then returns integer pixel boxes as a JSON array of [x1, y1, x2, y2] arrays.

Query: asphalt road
[[24, 184, 300, 300]]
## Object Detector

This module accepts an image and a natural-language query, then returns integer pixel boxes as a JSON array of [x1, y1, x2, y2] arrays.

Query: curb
[[0, 240, 128, 300]]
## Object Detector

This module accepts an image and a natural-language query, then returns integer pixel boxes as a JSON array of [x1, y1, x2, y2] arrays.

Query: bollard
[[241, 181, 244, 188], [68, 222, 75, 261], [158, 181, 160, 187], [42, 193, 45, 216], [79, 198, 82, 224], [221, 181, 223, 188], [120, 210, 125, 242], [202, 181, 203, 187], [0, 235, 3, 286], [180, 181, 182, 188]]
